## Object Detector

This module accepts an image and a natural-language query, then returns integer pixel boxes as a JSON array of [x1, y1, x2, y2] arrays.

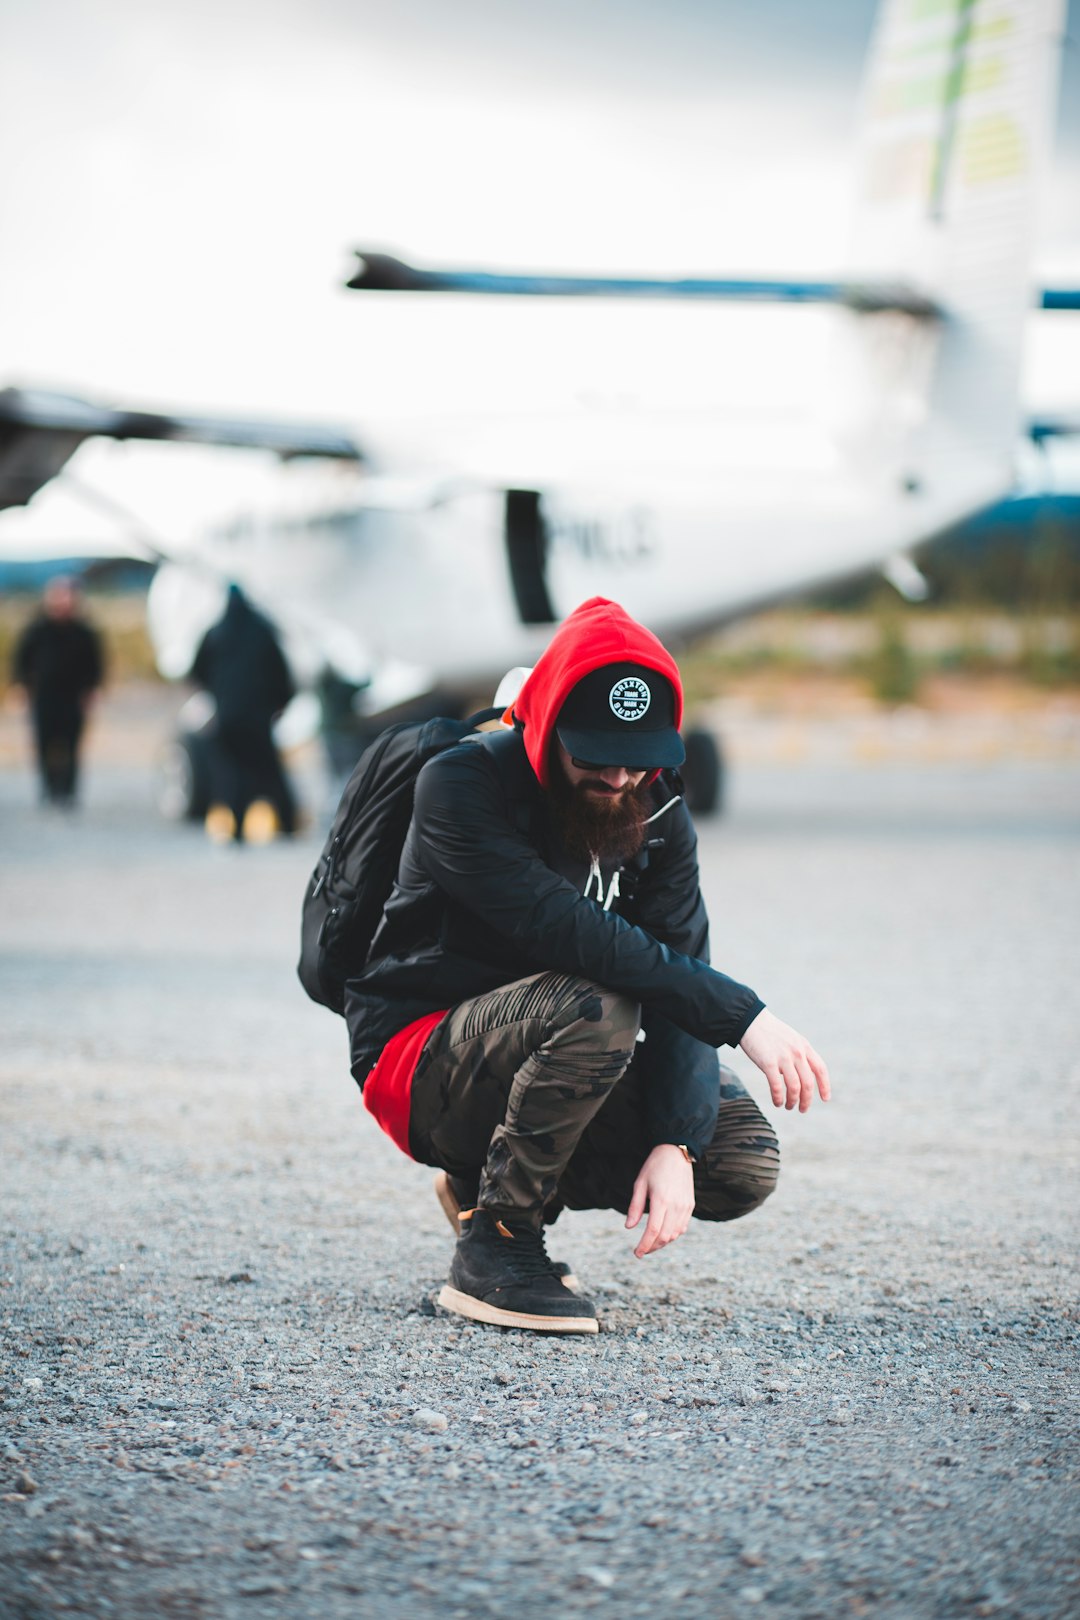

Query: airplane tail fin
[[831, 0, 1066, 519]]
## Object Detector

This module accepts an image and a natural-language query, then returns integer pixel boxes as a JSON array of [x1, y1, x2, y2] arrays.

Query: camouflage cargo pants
[[408, 970, 780, 1226]]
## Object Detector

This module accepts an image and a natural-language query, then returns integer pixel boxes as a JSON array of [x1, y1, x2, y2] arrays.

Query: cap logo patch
[[609, 675, 652, 722]]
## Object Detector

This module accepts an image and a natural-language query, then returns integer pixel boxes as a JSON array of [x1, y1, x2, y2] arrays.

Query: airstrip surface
[[1, 688, 1077, 1619]]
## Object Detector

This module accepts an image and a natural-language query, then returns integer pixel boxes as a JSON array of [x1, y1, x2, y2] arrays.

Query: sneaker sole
[[434, 1175, 581, 1292], [437, 1285, 598, 1335]]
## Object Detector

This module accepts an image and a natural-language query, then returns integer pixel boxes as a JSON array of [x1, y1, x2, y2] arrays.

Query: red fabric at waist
[[362, 1010, 448, 1158]]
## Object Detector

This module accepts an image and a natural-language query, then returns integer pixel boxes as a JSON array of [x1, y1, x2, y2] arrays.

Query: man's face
[[556, 743, 647, 805], [44, 580, 77, 620], [549, 742, 650, 863]]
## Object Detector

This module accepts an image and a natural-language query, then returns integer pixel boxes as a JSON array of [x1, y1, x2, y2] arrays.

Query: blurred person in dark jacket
[[191, 584, 297, 843], [346, 597, 830, 1333], [12, 576, 104, 807]]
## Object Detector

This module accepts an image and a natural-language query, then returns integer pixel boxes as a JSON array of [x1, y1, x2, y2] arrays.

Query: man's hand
[[739, 1008, 831, 1112], [625, 1144, 695, 1258]]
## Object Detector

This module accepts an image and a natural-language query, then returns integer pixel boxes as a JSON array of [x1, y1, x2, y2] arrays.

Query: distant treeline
[[0, 558, 156, 595], [810, 495, 1080, 609]]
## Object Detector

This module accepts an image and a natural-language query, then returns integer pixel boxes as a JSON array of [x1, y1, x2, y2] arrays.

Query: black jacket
[[14, 616, 103, 705], [344, 728, 763, 1156], [191, 587, 294, 729]]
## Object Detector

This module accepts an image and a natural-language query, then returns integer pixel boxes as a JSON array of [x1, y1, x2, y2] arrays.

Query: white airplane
[[0, 0, 1075, 814]]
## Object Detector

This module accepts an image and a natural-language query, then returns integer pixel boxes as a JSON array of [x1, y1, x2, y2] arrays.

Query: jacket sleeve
[[13, 621, 39, 689], [82, 624, 105, 693], [411, 747, 763, 1051], [629, 797, 763, 1156]]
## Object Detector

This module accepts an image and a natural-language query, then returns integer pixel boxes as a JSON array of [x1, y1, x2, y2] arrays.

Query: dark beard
[[547, 759, 650, 865]]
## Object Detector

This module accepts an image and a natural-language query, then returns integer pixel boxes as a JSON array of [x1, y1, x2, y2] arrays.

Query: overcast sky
[[0, 0, 1077, 524]]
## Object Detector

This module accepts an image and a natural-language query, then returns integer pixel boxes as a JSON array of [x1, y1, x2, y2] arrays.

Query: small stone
[[582, 1566, 615, 1589], [629, 1411, 649, 1426], [740, 1549, 765, 1568], [1006, 1399, 1032, 1415], [16, 1472, 38, 1495], [415, 1409, 449, 1433], [24, 1377, 43, 1392], [739, 1587, 765, 1605]]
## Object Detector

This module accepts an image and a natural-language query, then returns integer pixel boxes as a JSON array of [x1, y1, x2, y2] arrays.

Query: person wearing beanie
[[12, 575, 104, 807], [346, 598, 830, 1333]]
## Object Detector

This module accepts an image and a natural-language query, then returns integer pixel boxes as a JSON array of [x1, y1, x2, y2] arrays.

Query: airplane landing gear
[[680, 728, 724, 816]]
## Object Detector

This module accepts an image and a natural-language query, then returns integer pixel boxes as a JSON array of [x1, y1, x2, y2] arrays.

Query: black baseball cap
[[555, 662, 685, 770]]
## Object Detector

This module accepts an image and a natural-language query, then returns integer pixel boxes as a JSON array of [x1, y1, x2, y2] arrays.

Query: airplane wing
[[0, 387, 364, 511], [347, 251, 1078, 315], [346, 252, 942, 316]]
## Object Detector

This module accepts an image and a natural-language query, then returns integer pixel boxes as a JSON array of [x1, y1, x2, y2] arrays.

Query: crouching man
[[345, 598, 829, 1333]]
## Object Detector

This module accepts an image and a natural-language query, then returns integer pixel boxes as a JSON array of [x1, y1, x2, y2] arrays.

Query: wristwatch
[[674, 1143, 696, 1166]]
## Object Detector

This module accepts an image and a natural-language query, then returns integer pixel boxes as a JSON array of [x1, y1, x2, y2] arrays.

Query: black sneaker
[[437, 1209, 598, 1334], [433, 1173, 581, 1291]]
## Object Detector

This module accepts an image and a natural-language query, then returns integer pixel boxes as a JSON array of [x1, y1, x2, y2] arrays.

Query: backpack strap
[[463, 704, 506, 728]]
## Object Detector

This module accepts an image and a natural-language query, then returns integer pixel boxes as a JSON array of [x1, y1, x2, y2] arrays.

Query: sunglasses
[[571, 756, 651, 775]]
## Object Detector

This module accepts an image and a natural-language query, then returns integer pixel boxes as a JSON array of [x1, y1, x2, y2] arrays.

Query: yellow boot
[[204, 803, 237, 844], [241, 799, 280, 845]]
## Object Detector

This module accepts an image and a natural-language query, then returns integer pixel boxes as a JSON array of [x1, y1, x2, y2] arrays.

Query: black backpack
[[298, 711, 499, 1015]]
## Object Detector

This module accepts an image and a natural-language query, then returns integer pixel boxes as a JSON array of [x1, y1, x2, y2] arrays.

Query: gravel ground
[[1, 698, 1078, 1620]]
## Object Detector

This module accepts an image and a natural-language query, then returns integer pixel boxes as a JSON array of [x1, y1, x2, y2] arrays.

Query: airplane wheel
[[681, 728, 724, 816], [158, 733, 212, 822]]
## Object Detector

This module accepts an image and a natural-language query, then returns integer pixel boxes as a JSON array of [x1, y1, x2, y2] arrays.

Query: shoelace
[[498, 1221, 558, 1282]]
